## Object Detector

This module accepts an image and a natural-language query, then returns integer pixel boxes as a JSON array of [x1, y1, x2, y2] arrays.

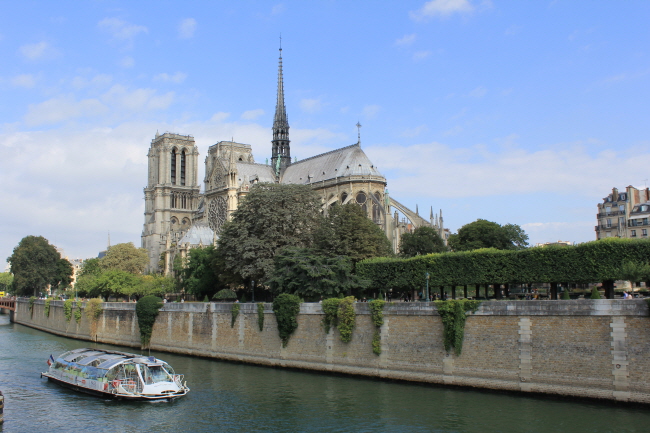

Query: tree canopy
[[0, 272, 13, 294], [399, 226, 447, 257], [181, 246, 223, 299], [100, 242, 149, 274], [217, 183, 322, 284], [448, 219, 529, 252], [7, 235, 63, 296], [315, 204, 392, 264], [51, 258, 74, 291]]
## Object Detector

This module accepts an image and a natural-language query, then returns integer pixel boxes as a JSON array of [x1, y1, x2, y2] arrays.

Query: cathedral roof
[[179, 222, 214, 246], [234, 161, 276, 186], [280, 143, 384, 185]]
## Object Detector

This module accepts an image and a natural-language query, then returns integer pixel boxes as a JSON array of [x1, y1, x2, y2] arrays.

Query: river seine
[[1, 313, 649, 432]]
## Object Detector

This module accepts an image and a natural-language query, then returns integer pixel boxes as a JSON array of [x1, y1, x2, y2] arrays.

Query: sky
[[1, 0, 650, 264]]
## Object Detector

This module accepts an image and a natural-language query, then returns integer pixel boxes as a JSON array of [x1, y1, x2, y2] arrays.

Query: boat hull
[[41, 373, 187, 401]]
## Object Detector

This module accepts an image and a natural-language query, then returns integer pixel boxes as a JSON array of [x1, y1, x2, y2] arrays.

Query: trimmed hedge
[[357, 238, 650, 291]]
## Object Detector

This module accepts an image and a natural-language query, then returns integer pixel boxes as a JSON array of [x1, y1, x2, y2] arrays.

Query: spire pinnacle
[[271, 41, 291, 176]]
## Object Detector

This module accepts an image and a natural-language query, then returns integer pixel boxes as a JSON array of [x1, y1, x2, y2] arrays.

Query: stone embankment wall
[[14, 299, 650, 404]]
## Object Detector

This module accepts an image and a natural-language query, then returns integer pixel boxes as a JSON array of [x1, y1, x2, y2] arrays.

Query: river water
[[1, 313, 649, 432]]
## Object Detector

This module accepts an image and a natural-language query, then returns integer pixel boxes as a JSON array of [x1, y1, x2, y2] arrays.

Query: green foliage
[[561, 289, 570, 300], [315, 204, 392, 264], [64, 299, 73, 322], [448, 219, 529, 252], [399, 226, 447, 257], [590, 287, 602, 299], [90, 269, 140, 300], [136, 295, 163, 348], [203, 295, 209, 302], [213, 289, 237, 300], [79, 258, 102, 278], [74, 302, 82, 324], [337, 296, 356, 343], [100, 242, 149, 274], [217, 183, 322, 285], [257, 303, 265, 331], [272, 293, 301, 347], [44, 298, 51, 317], [132, 274, 176, 299], [434, 300, 481, 356], [620, 260, 650, 283], [29, 296, 36, 315], [8, 235, 61, 296], [231, 303, 240, 328], [369, 299, 385, 355], [84, 298, 103, 323], [181, 246, 222, 299], [321, 298, 341, 333], [357, 238, 650, 293], [0, 272, 14, 293], [269, 247, 369, 300], [51, 258, 74, 292]]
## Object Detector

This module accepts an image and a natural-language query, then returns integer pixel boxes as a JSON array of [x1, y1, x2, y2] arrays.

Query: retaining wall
[[13, 299, 650, 404]]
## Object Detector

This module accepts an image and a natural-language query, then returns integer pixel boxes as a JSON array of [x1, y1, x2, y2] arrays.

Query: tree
[[268, 247, 369, 300], [51, 258, 74, 292], [448, 219, 529, 252], [100, 242, 149, 274], [182, 246, 222, 299], [90, 269, 140, 300], [0, 272, 13, 294], [8, 235, 61, 296], [399, 226, 447, 257], [315, 204, 392, 264], [79, 258, 102, 278], [217, 183, 322, 284]]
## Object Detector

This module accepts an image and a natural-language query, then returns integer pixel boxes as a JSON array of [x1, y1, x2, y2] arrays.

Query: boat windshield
[[139, 365, 173, 384]]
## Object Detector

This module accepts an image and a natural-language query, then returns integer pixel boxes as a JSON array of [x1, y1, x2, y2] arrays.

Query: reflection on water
[[1, 313, 649, 432]]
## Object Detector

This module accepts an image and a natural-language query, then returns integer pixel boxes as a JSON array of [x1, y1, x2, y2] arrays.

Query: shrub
[[231, 303, 240, 328], [64, 299, 73, 322], [44, 298, 52, 317], [322, 298, 342, 333], [435, 300, 481, 356], [337, 296, 356, 343], [590, 287, 602, 299], [368, 299, 385, 355], [203, 295, 209, 302], [272, 293, 301, 347], [561, 289, 570, 300], [74, 301, 82, 324], [213, 289, 237, 301], [85, 298, 103, 322], [257, 303, 265, 331], [136, 295, 163, 348]]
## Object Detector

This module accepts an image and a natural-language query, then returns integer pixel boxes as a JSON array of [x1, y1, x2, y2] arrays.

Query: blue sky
[[1, 0, 649, 263]]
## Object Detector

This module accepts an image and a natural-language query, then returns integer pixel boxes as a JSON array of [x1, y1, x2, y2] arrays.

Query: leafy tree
[[217, 183, 322, 284], [182, 246, 222, 299], [315, 204, 392, 264], [100, 242, 149, 274], [448, 219, 529, 252], [268, 247, 369, 300], [79, 258, 102, 278], [0, 272, 13, 294], [7, 235, 61, 296], [136, 295, 163, 348], [51, 258, 74, 292], [74, 274, 98, 298], [90, 269, 140, 300], [399, 226, 447, 257]]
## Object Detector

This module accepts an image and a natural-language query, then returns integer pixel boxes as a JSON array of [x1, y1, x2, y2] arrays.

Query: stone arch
[[171, 147, 178, 185]]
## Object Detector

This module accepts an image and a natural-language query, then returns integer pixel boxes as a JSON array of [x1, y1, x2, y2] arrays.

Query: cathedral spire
[[271, 41, 291, 177]]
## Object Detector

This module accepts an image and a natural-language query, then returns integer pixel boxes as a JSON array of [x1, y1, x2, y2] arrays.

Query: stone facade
[[596, 185, 650, 240], [15, 299, 650, 404]]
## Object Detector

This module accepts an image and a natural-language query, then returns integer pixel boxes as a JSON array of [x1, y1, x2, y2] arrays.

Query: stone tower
[[270, 46, 291, 177], [142, 132, 201, 273]]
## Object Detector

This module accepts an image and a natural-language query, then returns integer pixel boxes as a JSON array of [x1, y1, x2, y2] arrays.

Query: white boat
[[41, 348, 189, 401]]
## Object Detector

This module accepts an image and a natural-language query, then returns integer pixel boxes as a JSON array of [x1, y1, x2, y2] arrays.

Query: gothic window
[[182, 218, 190, 226], [341, 192, 348, 204], [171, 217, 178, 225], [208, 196, 228, 234], [212, 163, 225, 187], [181, 149, 186, 186], [372, 192, 382, 223], [171, 192, 176, 208], [171, 148, 177, 185], [356, 192, 366, 204]]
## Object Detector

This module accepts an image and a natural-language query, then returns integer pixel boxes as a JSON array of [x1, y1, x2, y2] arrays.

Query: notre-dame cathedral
[[142, 48, 447, 274]]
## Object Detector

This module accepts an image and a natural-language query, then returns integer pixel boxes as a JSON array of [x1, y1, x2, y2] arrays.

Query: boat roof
[[57, 348, 168, 370]]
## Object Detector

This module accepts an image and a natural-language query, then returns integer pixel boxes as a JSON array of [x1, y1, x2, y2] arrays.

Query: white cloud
[[362, 104, 381, 118], [19, 41, 57, 60], [413, 50, 432, 61], [300, 98, 322, 113], [120, 56, 135, 68], [402, 125, 429, 138], [102, 85, 174, 111], [24, 96, 107, 126], [468, 86, 487, 98], [98, 18, 148, 48], [153, 72, 187, 83], [211, 112, 231, 122], [241, 109, 265, 120], [395, 34, 417, 46], [271, 4, 286, 15], [178, 18, 197, 39], [11, 74, 37, 88], [71, 74, 113, 90], [410, 0, 474, 21]]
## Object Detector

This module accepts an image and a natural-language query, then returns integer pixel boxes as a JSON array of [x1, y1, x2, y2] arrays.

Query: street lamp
[[251, 280, 255, 303], [425, 272, 430, 302]]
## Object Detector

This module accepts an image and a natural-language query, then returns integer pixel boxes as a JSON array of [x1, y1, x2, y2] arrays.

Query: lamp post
[[251, 280, 255, 303], [425, 272, 430, 302]]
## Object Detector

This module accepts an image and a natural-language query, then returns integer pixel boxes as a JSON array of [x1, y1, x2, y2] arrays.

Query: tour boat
[[41, 348, 189, 401]]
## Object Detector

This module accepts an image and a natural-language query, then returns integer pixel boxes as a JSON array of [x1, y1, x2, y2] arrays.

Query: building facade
[[596, 186, 650, 240], [142, 49, 445, 274]]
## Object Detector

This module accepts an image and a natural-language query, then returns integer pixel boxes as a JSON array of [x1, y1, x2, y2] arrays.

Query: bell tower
[[142, 132, 201, 273]]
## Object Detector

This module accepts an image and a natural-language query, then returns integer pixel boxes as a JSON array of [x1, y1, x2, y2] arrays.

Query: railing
[[0, 299, 15, 311]]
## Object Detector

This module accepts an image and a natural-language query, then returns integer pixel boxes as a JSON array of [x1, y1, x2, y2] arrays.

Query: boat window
[[140, 364, 173, 384]]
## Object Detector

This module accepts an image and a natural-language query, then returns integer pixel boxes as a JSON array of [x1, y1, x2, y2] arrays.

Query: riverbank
[[13, 298, 650, 404]]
